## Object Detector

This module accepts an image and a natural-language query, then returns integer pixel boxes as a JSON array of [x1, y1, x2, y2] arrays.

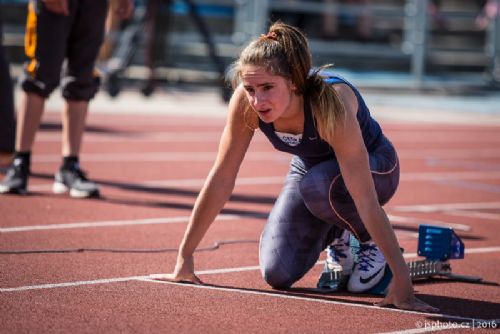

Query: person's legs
[[1, 1, 71, 194], [16, 93, 45, 154], [62, 100, 88, 157], [299, 137, 400, 292], [259, 157, 340, 289], [0, 16, 16, 168], [0, 92, 47, 194], [52, 99, 99, 198], [51, 0, 107, 198]]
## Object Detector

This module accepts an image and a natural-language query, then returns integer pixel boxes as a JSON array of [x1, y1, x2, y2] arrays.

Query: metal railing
[[2, 0, 499, 86]]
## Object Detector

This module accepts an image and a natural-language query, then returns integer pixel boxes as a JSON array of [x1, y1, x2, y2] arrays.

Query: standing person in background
[[151, 22, 438, 313], [322, 0, 372, 40], [0, 12, 16, 168], [0, 0, 133, 197], [141, 0, 172, 96], [476, 0, 499, 30]]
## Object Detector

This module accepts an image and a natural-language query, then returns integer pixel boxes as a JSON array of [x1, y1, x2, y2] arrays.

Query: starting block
[[317, 225, 482, 295]]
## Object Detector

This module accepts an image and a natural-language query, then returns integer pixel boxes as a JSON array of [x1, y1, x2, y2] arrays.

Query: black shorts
[[21, 0, 108, 101]]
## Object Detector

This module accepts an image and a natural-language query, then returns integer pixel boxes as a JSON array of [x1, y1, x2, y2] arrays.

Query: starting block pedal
[[317, 225, 482, 295], [411, 225, 482, 283]]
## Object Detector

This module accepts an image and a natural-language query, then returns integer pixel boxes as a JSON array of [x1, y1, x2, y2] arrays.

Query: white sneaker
[[347, 240, 386, 293], [325, 230, 354, 274]]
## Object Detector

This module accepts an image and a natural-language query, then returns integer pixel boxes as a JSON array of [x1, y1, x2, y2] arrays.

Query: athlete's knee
[[259, 244, 296, 289], [260, 263, 295, 289]]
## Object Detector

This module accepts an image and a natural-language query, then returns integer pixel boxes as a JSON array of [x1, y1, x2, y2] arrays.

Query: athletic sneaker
[[347, 240, 386, 293], [53, 163, 100, 198], [325, 229, 354, 274], [0, 157, 29, 194], [317, 229, 354, 290]]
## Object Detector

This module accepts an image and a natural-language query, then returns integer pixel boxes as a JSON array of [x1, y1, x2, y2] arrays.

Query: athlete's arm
[[327, 84, 437, 312], [151, 86, 256, 284]]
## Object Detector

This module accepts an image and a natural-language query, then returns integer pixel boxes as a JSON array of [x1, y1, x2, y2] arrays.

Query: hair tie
[[304, 73, 322, 96], [259, 31, 278, 41]]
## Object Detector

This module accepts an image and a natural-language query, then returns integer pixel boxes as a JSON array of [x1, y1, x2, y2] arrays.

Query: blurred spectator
[[322, 0, 372, 40], [270, 0, 307, 30], [0, 0, 133, 197], [98, 0, 126, 64], [142, 0, 172, 96], [476, 0, 499, 30], [428, 0, 448, 30], [0, 13, 16, 168], [99, 0, 172, 97], [428, 0, 499, 31]]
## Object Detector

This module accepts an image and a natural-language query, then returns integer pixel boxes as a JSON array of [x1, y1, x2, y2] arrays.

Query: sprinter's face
[[241, 65, 297, 123]]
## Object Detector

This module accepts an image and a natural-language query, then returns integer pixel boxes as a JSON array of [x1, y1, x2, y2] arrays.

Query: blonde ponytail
[[306, 66, 346, 143]]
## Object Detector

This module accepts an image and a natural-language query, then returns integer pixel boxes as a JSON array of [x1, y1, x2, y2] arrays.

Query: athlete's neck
[[273, 95, 304, 135]]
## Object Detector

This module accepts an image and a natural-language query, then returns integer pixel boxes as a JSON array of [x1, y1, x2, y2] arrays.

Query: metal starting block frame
[[317, 225, 483, 295]]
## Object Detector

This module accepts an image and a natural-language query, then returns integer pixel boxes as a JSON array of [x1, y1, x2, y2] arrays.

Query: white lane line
[[31, 152, 289, 163], [27, 176, 286, 192], [465, 246, 500, 254], [143, 173, 500, 184], [402, 171, 500, 181], [387, 215, 471, 232], [34, 132, 500, 144], [196, 265, 260, 275], [1, 202, 494, 234], [0, 214, 240, 233], [25, 171, 500, 193], [0, 214, 466, 235], [36, 132, 225, 142], [0, 273, 489, 326], [1, 247, 499, 293], [25, 149, 500, 164], [139, 278, 494, 324], [446, 210, 500, 221], [0, 276, 149, 292], [394, 202, 500, 212]]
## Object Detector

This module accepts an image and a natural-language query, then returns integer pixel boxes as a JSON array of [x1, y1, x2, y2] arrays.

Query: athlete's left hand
[[375, 277, 439, 313]]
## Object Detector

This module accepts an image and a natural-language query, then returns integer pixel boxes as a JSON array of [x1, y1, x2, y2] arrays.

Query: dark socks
[[14, 151, 31, 166], [61, 156, 79, 170], [12, 151, 31, 173]]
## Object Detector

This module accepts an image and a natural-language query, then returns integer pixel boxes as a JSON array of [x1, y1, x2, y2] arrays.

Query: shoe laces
[[65, 165, 89, 182], [327, 240, 350, 263], [356, 243, 380, 272]]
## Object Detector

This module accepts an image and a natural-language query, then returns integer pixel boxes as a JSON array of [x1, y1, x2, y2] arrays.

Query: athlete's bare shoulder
[[332, 83, 358, 116]]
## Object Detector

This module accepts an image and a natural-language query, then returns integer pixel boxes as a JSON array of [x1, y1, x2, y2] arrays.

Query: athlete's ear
[[291, 83, 302, 96]]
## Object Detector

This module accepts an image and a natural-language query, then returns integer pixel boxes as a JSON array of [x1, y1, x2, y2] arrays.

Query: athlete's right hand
[[42, 0, 69, 16], [150, 255, 203, 284]]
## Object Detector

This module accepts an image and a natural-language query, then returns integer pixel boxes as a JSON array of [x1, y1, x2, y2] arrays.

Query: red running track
[[1, 108, 499, 334]]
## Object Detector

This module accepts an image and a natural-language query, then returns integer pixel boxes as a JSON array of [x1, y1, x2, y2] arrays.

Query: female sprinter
[[152, 22, 437, 313]]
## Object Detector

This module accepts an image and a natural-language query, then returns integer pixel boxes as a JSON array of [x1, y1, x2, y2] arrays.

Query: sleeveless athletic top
[[258, 75, 383, 165]]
